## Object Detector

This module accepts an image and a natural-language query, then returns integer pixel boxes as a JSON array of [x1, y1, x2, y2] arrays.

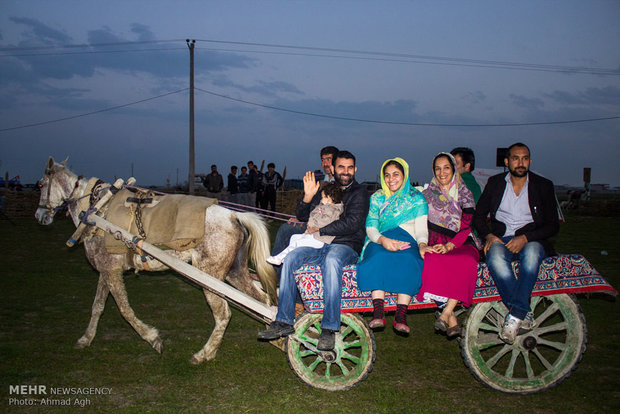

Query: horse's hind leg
[[106, 271, 164, 353], [75, 273, 110, 349], [225, 252, 270, 304], [190, 290, 231, 364]]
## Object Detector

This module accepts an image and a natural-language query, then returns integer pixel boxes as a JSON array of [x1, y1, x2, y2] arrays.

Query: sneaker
[[520, 312, 536, 331], [266, 256, 282, 266], [499, 314, 522, 345], [317, 329, 336, 351], [257, 321, 294, 341]]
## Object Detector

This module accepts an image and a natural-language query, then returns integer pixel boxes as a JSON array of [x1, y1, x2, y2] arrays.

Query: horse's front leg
[[75, 273, 110, 349], [190, 290, 231, 364], [106, 270, 164, 353]]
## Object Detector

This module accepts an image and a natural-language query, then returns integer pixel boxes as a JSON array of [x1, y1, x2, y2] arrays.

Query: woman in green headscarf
[[357, 158, 433, 334]]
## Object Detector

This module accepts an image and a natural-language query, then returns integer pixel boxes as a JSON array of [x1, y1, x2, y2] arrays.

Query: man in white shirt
[[473, 143, 559, 344]]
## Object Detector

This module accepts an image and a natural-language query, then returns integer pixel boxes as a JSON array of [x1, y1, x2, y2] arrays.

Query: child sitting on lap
[[267, 182, 343, 265]]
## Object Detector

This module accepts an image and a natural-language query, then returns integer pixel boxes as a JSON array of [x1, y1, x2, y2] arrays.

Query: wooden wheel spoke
[[478, 322, 501, 333], [537, 337, 567, 351], [505, 349, 520, 378], [491, 302, 508, 318], [343, 339, 361, 349], [325, 362, 332, 378], [299, 334, 318, 346], [299, 349, 316, 358], [476, 333, 504, 350], [532, 348, 555, 371], [533, 321, 568, 335], [486, 344, 511, 368], [336, 361, 350, 375], [529, 296, 542, 311], [535, 303, 559, 326], [341, 351, 360, 364], [308, 356, 322, 371], [522, 350, 535, 379], [340, 326, 353, 337]]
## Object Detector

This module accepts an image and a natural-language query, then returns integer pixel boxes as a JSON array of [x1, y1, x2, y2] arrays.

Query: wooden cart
[[88, 215, 616, 393]]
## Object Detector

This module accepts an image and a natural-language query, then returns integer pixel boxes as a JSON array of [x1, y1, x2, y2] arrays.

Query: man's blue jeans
[[486, 237, 546, 320], [275, 243, 358, 331]]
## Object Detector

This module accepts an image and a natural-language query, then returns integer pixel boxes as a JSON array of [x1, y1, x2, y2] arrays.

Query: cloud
[[545, 86, 620, 106], [3, 18, 256, 83], [462, 91, 486, 104], [130, 23, 155, 42], [9, 16, 72, 45], [509, 94, 545, 110], [211, 76, 303, 98]]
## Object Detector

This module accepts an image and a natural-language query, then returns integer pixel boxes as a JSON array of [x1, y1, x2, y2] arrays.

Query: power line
[[195, 87, 620, 127], [0, 88, 188, 133], [194, 38, 620, 76], [1, 38, 617, 76], [0, 84, 617, 133], [193, 47, 619, 75]]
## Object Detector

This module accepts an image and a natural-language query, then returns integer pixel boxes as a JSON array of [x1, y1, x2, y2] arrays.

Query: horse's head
[[35, 157, 77, 225]]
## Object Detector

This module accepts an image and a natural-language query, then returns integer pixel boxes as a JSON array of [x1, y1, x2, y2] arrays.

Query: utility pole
[[187, 39, 196, 194]]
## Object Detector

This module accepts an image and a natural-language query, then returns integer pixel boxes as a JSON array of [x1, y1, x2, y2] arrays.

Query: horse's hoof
[[74, 337, 90, 349], [189, 355, 203, 365], [151, 337, 164, 354]]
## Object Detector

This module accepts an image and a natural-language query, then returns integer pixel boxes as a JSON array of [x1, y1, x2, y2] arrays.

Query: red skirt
[[416, 244, 480, 306]]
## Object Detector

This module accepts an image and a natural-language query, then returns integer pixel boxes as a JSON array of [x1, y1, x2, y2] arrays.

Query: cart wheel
[[461, 294, 587, 394], [286, 313, 375, 391]]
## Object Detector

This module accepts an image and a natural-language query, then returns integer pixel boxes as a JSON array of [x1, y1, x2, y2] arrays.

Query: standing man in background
[[261, 163, 283, 213], [238, 166, 250, 206], [227, 165, 239, 203], [200, 164, 224, 199]]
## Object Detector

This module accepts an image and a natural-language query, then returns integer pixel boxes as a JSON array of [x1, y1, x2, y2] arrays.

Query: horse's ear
[[47, 157, 55, 170], [60, 157, 69, 166]]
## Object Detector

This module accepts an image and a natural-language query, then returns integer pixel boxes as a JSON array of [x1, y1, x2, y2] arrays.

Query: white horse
[[35, 157, 277, 364]]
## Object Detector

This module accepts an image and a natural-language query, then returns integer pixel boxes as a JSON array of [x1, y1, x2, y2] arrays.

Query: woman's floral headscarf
[[424, 152, 475, 232]]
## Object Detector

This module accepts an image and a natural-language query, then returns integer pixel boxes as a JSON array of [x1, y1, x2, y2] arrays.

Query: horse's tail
[[234, 212, 278, 305]]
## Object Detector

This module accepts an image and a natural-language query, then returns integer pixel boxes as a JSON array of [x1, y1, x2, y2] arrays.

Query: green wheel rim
[[287, 313, 375, 391], [461, 294, 586, 394]]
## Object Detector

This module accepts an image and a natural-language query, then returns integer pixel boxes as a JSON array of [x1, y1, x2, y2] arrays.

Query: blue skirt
[[356, 226, 423, 296]]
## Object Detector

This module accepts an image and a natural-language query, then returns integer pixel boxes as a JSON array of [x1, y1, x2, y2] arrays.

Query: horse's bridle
[[38, 167, 83, 215]]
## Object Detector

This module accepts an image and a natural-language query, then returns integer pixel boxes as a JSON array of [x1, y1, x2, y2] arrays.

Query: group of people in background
[[259, 143, 559, 351], [198, 160, 283, 212]]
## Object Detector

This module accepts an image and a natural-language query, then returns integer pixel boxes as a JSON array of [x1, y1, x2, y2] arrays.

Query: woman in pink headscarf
[[417, 152, 480, 338]]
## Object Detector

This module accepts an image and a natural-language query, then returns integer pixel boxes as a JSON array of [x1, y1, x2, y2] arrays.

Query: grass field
[[1, 214, 618, 413]]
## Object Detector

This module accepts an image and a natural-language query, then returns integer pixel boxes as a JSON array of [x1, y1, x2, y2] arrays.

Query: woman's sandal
[[434, 318, 448, 333], [446, 324, 461, 338]]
